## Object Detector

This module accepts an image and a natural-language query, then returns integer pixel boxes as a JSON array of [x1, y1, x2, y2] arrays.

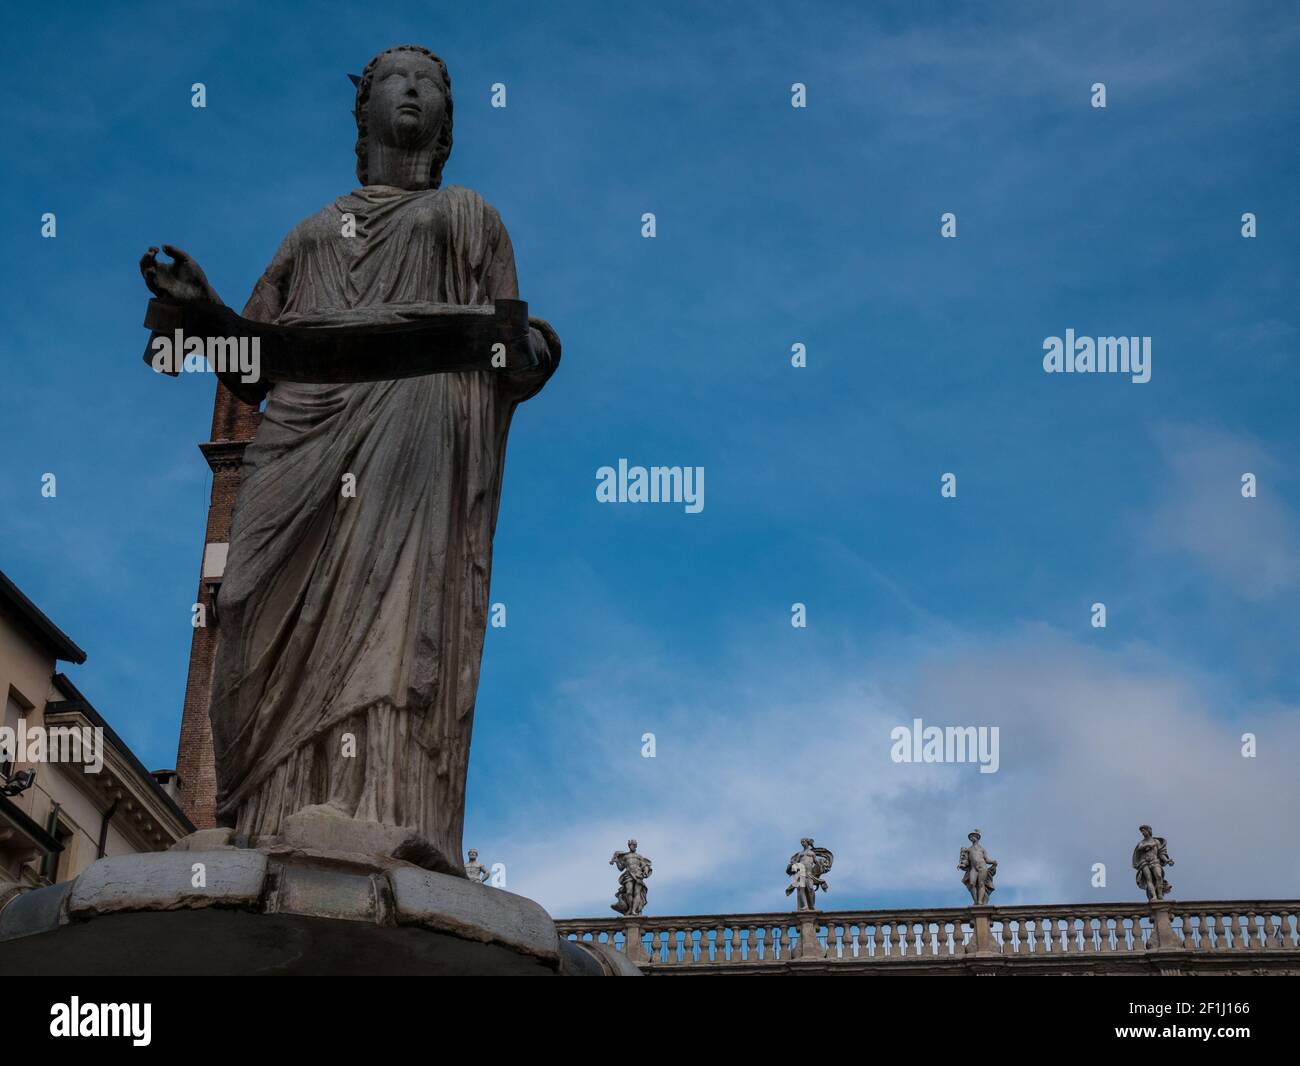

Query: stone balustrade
[[556, 900, 1300, 974]]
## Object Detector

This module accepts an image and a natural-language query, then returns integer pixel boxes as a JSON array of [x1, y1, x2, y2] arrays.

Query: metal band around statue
[[141, 295, 554, 406]]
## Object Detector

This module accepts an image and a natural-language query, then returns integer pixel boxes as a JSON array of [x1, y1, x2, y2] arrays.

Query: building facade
[[0, 570, 192, 899]]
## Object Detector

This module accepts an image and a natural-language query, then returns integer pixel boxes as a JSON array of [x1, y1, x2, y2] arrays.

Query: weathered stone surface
[[169, 827, 236, 851], [390, 866, 560, 964], [143, 46, 560, 872], [1, 844, 638, 974], [1145, 901, 1185, 952], [67, 850, 267, 918], [0, 880, 72, 941], [281, 806, 440, 869], [276, 864, 378, 923], [574, 940, 645, 976], [0, 910, 563, 976], [0, 880, 26, 912], [557, 938, 607, 976]]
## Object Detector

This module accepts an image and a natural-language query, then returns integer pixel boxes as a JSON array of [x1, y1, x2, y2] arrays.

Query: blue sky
[[2, 0, 1298, 916]]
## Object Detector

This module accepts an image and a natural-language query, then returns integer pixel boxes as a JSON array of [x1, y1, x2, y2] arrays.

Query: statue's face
[[368, 51, 446, 150], [467, 850, 477, 860]]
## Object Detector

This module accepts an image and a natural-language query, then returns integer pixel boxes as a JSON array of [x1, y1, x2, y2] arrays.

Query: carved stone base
[[964, 904, 999, 957], [0, 848, 639, 976], [1145, 900, 1186, 953]]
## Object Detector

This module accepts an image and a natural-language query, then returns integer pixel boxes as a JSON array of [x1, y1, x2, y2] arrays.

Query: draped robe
[[208, 184, 556, 872]]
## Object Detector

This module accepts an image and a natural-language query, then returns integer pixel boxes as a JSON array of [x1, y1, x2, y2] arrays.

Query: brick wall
[[174, 381, 259, 828]]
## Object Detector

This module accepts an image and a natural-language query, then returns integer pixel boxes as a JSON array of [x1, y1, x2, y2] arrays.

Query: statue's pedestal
[[1145, 900, 1185, 953], [797, 912, 827, 958], [0, 844, 637, 976], [963, 905, 999, 958]]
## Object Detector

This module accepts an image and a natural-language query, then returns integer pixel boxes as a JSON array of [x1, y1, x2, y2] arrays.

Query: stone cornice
[[41, 709, 191, 847], [198, 439, 250, 473]]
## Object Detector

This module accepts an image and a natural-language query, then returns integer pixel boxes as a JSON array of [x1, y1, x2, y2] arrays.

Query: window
[[39, 804, 77, 883], [52, 818, 76, 883], [1, 686, 32, 780]]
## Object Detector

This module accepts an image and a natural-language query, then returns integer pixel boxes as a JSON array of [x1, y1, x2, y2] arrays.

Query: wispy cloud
[[483, 624, 1299, 917], [1145, 422, 1300, 599]]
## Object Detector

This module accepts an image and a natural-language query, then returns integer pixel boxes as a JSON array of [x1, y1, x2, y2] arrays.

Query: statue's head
[[466, 849, 478, 860], [800, 837, 814, 848], [353, 45, 454, 188], [968, 830, 981, 842], [1139, 824, 1153, 838], [627, 838, 637, 851]]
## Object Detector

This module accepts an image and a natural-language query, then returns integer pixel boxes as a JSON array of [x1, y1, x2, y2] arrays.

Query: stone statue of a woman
[[139, 45, 558, 874]]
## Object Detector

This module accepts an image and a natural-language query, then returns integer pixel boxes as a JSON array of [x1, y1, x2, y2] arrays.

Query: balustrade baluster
[[1247, 912, 1264, 950], [1198, 914, 1214, 952], [1265, 913, 1283, 950], [1101, 915, 1118, 952], [1225, 912, 1242, 951], [1030, 916, 1047, 954]]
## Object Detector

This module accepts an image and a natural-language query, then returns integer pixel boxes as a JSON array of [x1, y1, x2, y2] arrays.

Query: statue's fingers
[[161, 243, 191, 264], [139, 254, 164, 295]]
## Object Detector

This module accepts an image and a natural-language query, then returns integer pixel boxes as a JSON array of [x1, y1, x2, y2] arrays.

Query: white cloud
[[487, 626, 1300, 918], [1146, 422, 1300, 599]]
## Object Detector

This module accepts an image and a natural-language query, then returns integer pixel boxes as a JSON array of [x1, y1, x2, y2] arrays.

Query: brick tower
[[173, 381, 259, 828]]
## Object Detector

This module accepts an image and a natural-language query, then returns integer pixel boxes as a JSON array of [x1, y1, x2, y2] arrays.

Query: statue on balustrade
[[610, 839, 652, 916], [785, 838, 833, 911], [1133, 825, 1174, 901], [958, 829, 997, 905], [463, 848, 489, 884]]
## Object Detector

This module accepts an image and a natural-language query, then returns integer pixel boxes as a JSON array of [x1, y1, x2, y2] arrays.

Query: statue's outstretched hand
[[139, 244, 219, 304]]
